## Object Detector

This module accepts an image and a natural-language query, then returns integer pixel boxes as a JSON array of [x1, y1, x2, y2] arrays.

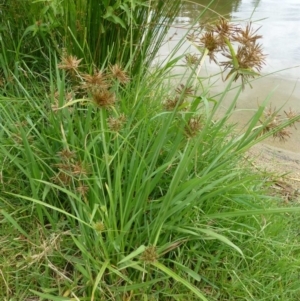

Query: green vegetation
[[1, 0, 300, 300]]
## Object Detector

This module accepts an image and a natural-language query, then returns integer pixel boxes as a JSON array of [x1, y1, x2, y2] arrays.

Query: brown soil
[[247, 143, 300, 202]]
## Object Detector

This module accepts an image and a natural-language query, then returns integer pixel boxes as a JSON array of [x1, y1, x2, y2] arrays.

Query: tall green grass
[[1, 52, 300, 299], [0, 0, 180, 85], [1, 1, 300, 300]]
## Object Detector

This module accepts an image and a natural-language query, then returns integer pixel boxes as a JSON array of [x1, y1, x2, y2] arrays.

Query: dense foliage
[[1, 1, 300, 300]]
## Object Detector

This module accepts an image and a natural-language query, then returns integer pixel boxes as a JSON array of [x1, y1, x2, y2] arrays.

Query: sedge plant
[[1, 4, 300, 301]]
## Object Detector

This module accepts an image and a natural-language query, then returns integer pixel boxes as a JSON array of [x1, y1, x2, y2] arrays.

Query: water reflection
[[177, 0, 242, 24], [251, 0, 261, 7]]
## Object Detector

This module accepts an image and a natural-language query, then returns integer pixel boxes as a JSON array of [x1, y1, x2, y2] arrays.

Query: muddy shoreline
[[248, 143, 300, 198]]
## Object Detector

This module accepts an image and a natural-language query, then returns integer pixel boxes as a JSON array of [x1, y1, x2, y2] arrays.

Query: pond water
[[159, 0, 300, 153]]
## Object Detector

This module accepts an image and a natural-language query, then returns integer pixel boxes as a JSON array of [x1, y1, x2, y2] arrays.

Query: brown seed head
[[259, 106, 293, 141], [51, 91, 75, 113], [199, 31, 221, 63], [52, 171, 72, 186], [12, 133, 34, 145], [232, 23, 263, 46], [185, 53, 199, 66], [58, 54, 82, 72], [57, 149, 76, 161], [81, 70, 110, 91], [284, 108, 300, 129], [92, 90, 116, 108], [187, 32, 198, 43], [52, 163, 72, 171], [238, 43, 266, 71], [76, 182, 89, 197], [260, 106, 280, 131], [107, 114, 126, 132], [264, 106, 278, 120], [185, 116, 203, 137], [214, 18, 237, 36], [284, 108, 298, 120], [175, 84, 194, 97], [71, 161, 88, 176], [221, 43, 266, 86], [163, 96, 183, 111], [109, 64, 130, 84], [222, 43, 265, 72], [273, 128, 291, 142], [213, 17, 239, 47]]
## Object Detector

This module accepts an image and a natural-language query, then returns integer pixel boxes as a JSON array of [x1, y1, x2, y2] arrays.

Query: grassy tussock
[[1, 1, 300, 300]]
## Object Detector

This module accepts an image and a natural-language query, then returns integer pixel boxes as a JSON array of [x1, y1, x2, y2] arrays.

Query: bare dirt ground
[[247, 143, 300, 202]]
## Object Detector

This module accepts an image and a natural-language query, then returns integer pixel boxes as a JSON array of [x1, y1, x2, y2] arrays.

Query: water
[[159, 0, 300, 153]]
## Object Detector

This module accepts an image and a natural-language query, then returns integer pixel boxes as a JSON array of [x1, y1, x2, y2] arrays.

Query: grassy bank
[[1, 1, 300, 300]]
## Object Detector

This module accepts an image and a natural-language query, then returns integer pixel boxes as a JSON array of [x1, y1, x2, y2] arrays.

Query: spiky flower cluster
[[57, 51, 130, 110], [163, 84, 205, 138], [164, 84, 194, 111], [57, 52, 82, 74], [184, 53, 199, 66], [260, 106, 300, 142], [107, 114, 127, 132], [187, 18, 266, 87], [185, 116, 203, 137], [56, 53, 129, 133], [188, 17, 238, 63], [79, 65, 129, 109], [51, 148, 90, 198]]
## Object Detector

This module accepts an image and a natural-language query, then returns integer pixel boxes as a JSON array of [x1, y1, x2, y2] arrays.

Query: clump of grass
[[1, 48, 300, 300], [1, 3, 300, 301]]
